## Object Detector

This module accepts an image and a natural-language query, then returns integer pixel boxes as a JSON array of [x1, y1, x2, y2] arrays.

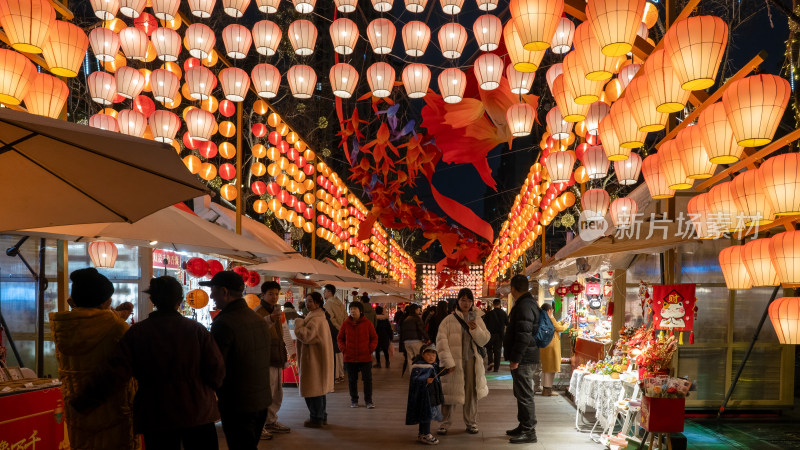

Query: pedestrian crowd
[[51, 269, 561, 449]]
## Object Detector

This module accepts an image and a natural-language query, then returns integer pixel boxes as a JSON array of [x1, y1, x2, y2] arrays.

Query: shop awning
[[193, 195, 298, 257], [0, 108, 208, 232], [325, 280, 414, 296], [19, 205, 285, 261], [248, 257, 368, 282], [369, 294, 414, 303]]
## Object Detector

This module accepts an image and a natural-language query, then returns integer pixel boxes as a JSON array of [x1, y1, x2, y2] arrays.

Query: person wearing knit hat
[[50, 268, 138, 449]]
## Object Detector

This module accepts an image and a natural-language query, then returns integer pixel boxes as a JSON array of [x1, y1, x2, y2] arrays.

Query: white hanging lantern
[[288, 20, 317, 56], [330, 63, 359, 99], [222, 0, 250, 17], [367, 62, 395, 98], [473, 15, 501, 51], [609, 198, 638, 228], [477, 0, 497, 11], [550, 17, 575, 54], [219, 67, 250, 102], [474, 53, 502, 90], [117, 109, 147, 137], [150, 68, 179, 103], [119, 0, 146, 18], [89, 28, 120, 62], [152, 0, 180, 20], [188, 0, 216, 17], [581, 145, 609, 180], [115, 66, 145, 99], [148, 110, 180, 143], [507, 103, 535, 137], [185, 23, 216, 59], [545, 63, 563, 92], [89, 113, 119, 132], [545, 151, 576, 183], [439, 23, 467, 58], [585, 101, 610, 136], [506, 65, 535, 94], [402, 21, 430, 56], [186, 108, 215, 141], [546, 106, 572, 140], [222, 24, 252, 59], [405, 0, 427, 13], [367, 19, 396, 55], [372, 0, 392, 12], [614, 152, 642, 185], [335, 0, 357, 12], [440, 0, 464, 14], [257, 0, 280, 12], [287, 65, 316, 99], [253, 20, 282, 56], [88, 71, 116, 105], [119, 27, 148, 61], [402, 63, 431, 99], [90, 0, 120, 20], [331, 18, 358, 55], [251, 63, 280, 98], [582, 188, 611, 219], [291, 0, 315, 13], [438, 68, 466, 103], [185, 66, 216, 100], [151, 27, 181, 62], [88, 241, 118, 268], [618, 63, 641, 91]]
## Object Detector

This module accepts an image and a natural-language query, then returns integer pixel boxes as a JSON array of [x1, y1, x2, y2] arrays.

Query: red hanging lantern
[[232, 265, 249, 279], [245, 270, 261, 287], [186, 257, 209, 278], [207, 259, 224, 277]]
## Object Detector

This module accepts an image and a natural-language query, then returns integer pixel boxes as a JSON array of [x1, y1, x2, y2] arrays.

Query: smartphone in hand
[[468, 310, 476, 322]]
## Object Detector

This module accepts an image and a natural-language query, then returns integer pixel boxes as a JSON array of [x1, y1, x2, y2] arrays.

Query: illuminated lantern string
[[402, 21, 430, 56], [0, 0, 55, 54], [222, 24, 252, 59], [769, 297, 800, 344], [253, 20, 282, 56], [331, 63, 359, 98], [402, 63, 430, 99], [759, 153, 800, 217], [664, 15, 728, 91], [641, 154, 675, 199], [586, 0, 645, 57], [722, 74, 791, 147], [474, 53, 503, 90], [473, 15, 501, 51], [287, 65, 316, 99], [331, 18, 359, 55], [506, 65, 535, 94], [719, 245, 753, 290], [23, 73, 68, 119], [42, 20, 88, 77], [614, 152, 641, 185], [550, 16, 575, 54], [251, 63, 280, 99], [438, 68, 466, 104], [367, 18, 395, 54], [509, 0, 563, 51]]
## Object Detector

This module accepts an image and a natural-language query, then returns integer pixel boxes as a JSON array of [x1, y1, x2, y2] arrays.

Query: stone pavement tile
[[215, 351, 604, 450]]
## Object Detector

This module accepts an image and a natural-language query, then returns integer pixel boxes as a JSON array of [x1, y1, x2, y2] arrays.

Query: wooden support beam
[[695, 127, 800, 192], [48, 0, 74, 20], [655, 51, 767, 151]]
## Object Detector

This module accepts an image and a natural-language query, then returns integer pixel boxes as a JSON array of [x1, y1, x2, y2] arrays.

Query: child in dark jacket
[[406, 344, 445, 445]]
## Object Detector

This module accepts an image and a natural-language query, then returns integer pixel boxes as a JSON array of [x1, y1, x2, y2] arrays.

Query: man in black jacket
[[483, 298, 508, 372], [205, 271, 272, 450], [503, 274, 540, 444]]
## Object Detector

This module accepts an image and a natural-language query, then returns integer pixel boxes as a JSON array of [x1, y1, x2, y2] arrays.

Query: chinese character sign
[[652, 284, 697, 344]]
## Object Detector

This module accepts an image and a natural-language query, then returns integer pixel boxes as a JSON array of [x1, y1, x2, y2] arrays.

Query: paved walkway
[[216, 351, 603, 449]]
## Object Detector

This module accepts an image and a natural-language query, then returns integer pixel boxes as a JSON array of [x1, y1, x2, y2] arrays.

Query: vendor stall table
[[569, 370, 639, 442], [0, 382, 67, 448]]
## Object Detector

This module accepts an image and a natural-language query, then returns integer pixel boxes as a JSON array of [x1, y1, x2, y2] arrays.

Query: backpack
[[534, 306, 556, 348]]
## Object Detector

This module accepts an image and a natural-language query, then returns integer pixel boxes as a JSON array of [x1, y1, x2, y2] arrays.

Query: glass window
[[733, 286, 779, 343], [692, 286, 729, 344], [731, 347, 782, 401], [678, 239, 729, 285], [627, 253, 662, 284], [677, 346, 726, 402]]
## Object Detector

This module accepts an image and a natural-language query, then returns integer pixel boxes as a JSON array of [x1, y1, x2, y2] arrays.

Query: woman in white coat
[[294, 292, 334, 428], [435, 288, 491, 435]]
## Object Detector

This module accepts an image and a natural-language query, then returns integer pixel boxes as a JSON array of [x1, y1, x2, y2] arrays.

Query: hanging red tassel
[[669, 329, 674, 337], [689, 331, 695, 344], [606, 300, 614, 317]]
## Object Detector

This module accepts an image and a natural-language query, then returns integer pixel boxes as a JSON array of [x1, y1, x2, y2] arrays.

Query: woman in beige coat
[[435, 288, 491, 435], [540, 303, 569, 396], [294, 292, 334, 427]]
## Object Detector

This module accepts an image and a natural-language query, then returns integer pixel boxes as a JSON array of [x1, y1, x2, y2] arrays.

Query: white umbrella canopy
[[369, 294, 415, 303], [0, 108, 208, 232], [248, 257, 368, 282], [20, 205, 284, 261]]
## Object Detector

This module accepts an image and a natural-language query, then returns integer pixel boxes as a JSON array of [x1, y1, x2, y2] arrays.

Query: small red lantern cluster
[[185, 257, 227, 279], [369, 223, 389, 273]]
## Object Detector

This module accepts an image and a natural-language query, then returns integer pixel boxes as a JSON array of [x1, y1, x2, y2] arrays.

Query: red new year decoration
[[186, 257, 209, 278], [651, 284, 697, 343]]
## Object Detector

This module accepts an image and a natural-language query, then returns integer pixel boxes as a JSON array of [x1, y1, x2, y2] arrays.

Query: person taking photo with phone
[[434, 288, 491, 436]]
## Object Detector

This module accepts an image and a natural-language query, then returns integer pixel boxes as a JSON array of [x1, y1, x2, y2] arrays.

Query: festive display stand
[[0, 386, 67, 448], [640, 396, 685, 433]]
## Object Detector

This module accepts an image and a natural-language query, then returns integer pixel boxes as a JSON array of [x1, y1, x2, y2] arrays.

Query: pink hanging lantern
[[402, 21, 430, 57], [505, 102, 533, 137], [742, 238, 780, 287], [292, 0, 316, 13], [367, 19, 396, 55], [719, 245, 753, 290], [89, 114, 119, 132], [251, 63, 280, 98], [707, 181, 740, 232], [438, 68, 466, 104], [402, 63, 431, 99], [330, 63, 359, 99], [256, 0, 279, 12], [477, 0, 497, 11], [88, 241, 118, 268], [550, 16, 575, 54], [676, 125, 716, 179], [641, 154, 675, 199], [115, 66, 146, 99], [585, 101, 609, 136], [545, 63, 563, 92], [367, 62, 395, 98], [759, 153, 800, 216], [186, 108, 216, 141], [222, 0, 250, 17], [335, 0, 357, 12], [769, 231, 800, 287], [287, 65, 316, 99], [614, 152, 641, 185], [730, 169, 776, 227], [474, 53, 503, 90], [90, 0, 120, 20], [89, 28, 120, 62], [618, 63, 641, 91], [23, 73, 67, 119], [697, 102, 745, 165], [185, 23, 216, 59], [439, 23, 467, 58], [581, 145, 609, 180], [440, 0, 464, 14], [544, 151, 576, 183], [117, 109, 147, 137], [88, 71, 117, 105], [119, 27, 148, 60], [119, 0, 146, 18], [152, 0, 180, 20], [148, 110, 180, 143], [151, 27, 181, 62], [506, 65, 535, 95], [188, 0, 216, 17], [609, 198, 638, 228], [372, 0, 392, 12], [288, 19, 317, 56], [331, 18, 359, 55], [222, 24, 252, 59], [581, 188, 610, 219], [546, 106, 572, 140], [150, 69, 179, 103], [253, 20, 282, 56], [473, 14, 502, 51], [185, 66, 216, 100], [219, 67, 250, 102]]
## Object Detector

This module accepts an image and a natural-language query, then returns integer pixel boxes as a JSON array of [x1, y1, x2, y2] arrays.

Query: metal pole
[[235, 102, 243, 235], [36, 238, 46, 377], [717, 285, 781, 418]]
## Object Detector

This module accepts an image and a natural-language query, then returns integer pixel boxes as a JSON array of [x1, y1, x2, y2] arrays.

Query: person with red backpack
[[337, 302, 379, 409]]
